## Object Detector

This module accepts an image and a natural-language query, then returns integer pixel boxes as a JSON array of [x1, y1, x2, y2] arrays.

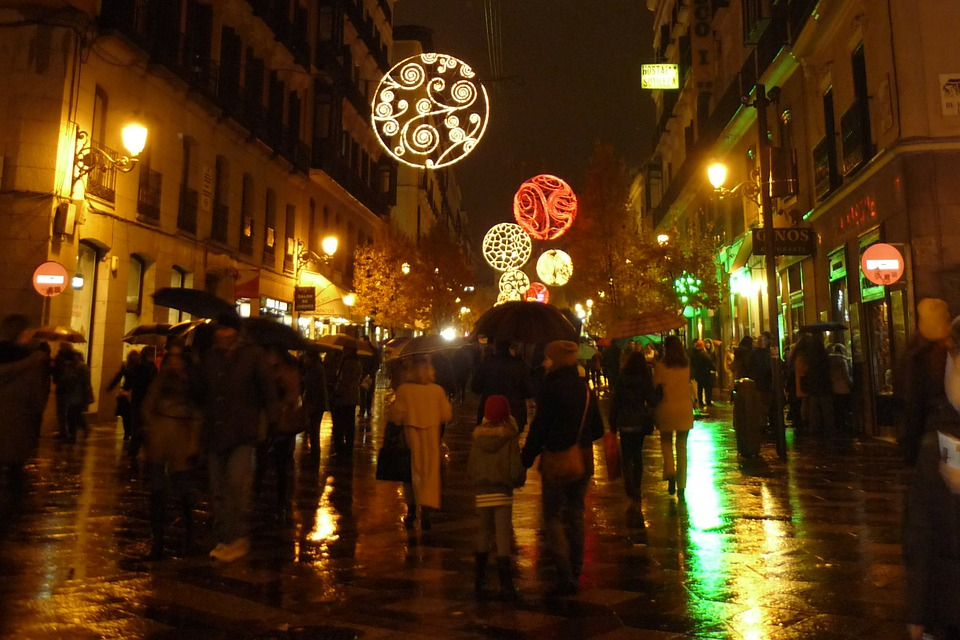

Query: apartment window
[[169, 267, 193, 323], [820, 87, 841, 194], [87, 87, 117, 202], [841, 43, 874, 175], [137, 145, 162, 222], [284, 204, 296, 273], [240, 173, 254, 255], [126, 255, 145, 316], [177, 137, 198, 235], [263, 188, 277, 264], [308, 199, 317, 253]]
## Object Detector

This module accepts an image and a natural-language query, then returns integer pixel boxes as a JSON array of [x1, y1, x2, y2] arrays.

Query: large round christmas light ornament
[[483, 223, 532, 272], [372, 53, 490, 169], [536, 249, 573, 286], [513, 174, 578, 240], [524, 282, 550, 304], [499, 270, 530, 299]]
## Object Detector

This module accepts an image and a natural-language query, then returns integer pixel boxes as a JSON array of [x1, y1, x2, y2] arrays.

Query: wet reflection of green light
[[684, 422, 729, 605]]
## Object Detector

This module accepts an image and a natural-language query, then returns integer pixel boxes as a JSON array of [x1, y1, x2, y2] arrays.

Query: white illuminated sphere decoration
[[496, 291, 515, 306], [483, 223, 532, 272], [498, 270, 530, 300], [372, 53, 490, 169], [536, 249, 573, 286]]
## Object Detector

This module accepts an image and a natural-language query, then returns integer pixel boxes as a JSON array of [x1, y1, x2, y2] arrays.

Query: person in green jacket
[[467, 395, 525, 602]]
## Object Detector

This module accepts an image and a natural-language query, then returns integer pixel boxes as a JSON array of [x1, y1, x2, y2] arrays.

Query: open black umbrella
[[472, 301, 578, 344], [122, 323, 172, 345], [27, 325, 86, 343], [312, 333, 375, 357], [153, 287, 237, 320], [241, 317, 310, 351], [384, 334, 470, 361]]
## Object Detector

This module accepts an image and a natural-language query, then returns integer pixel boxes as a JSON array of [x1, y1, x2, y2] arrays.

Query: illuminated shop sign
[[641, 64, 680, 90]]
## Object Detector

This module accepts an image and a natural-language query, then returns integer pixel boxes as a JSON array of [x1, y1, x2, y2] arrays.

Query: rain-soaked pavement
[[0, 390, 910, 639]]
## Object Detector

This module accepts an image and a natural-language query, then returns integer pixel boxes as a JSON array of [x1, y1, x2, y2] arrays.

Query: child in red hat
[[467, 394, 526, 602]]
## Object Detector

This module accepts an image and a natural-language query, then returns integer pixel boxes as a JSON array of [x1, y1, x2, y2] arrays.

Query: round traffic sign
[[33, 261, 69, 297], [860, 243, 904, 286]]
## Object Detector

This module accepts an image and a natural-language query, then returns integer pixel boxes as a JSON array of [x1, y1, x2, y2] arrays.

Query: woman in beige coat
[[388, 355, 453, 530], [653, 335, 694, 501]]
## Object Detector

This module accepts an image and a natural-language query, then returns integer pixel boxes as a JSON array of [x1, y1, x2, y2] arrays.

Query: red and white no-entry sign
[[861, 243, 904, 285], [33, 261, 69, 297]]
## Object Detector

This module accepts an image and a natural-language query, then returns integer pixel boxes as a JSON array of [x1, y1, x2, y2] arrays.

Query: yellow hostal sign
[[641, 64, 679, 90]]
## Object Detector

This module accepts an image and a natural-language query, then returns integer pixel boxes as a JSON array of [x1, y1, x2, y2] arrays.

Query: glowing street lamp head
[[657, 233, 670, 245], [372, 53, 490, 169], [707, 162, 728, 190], [121, 122, 148, 157], [322, 235, 339, 257]]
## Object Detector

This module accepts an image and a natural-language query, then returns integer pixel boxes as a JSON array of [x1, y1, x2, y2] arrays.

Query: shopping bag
[[376, 421, 411, 482], [539, 444, 586, 483], [603, 432, 622, 481]]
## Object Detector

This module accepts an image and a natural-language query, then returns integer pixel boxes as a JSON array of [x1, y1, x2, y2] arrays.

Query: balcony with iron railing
[[840, 97, 872, 176], [86, 140, 118, 202], [177, 187, 198, 235], [137, 167, 162, 222], [311, 137, 391, 217], [812, 136, 835, 202]]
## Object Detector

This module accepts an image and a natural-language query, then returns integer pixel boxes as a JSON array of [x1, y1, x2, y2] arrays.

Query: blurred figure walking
[[330, 342, 362, 456], [654, 335, 694, 501], [301, 350, 329, 463], [609, 351, 659, 511], [107, 350, 140, 441]]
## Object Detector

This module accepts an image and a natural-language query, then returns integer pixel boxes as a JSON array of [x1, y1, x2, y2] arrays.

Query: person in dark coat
[[689, 340, 715, 409], [471, 340, 533, 430], [794, 334, 834, 439], [51, 343, 93, 444], [107, 350, 140, 441], [199, 313, 279, 563], [609, 351, 658, 508], [0, 314, 50, 489], [521, 340, 604, 596], [301, 350, 329, 463], [359, 335, 380, 419], [330, 343, 362, 456], [601, 342, 623, 392], [126, 345, 158, 459]]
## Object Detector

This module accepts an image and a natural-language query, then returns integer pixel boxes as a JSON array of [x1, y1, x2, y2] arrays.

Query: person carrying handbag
[[521, 340, 604, 596]]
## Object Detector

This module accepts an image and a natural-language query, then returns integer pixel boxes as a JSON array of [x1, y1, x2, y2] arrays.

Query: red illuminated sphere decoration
[[513, 174, 578, 240], [524, 282, 550, 304]]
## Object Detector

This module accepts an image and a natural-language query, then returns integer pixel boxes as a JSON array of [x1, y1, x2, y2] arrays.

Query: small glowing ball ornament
[[536, 249, 573, 286], [372, 53, 490, 169], [496, 291, 515, 305], [483, 223, 532, 272], [513, 174, 578, 240], [499, 270, 530, 300], [524, 282, 550, 304]]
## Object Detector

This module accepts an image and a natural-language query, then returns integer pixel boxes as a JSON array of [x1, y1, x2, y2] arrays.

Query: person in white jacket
[[389, 355, 452, 530], [654, 335, 694, 501]]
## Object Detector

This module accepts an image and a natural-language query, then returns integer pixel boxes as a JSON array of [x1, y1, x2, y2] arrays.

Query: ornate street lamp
[[706, 84, 786, 458], [73, 122, 148, 190]]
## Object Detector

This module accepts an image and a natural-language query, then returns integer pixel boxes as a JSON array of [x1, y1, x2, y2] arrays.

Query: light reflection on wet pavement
[[0, 394, 909, 639]]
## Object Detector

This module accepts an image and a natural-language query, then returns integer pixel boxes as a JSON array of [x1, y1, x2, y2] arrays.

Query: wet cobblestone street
[[0, 393, 910, 639]]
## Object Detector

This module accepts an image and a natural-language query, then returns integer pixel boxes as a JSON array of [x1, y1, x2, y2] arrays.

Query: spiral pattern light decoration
[[498, 270, 530, 301], [372, 53, 490, 169], [536, 249, 573, 286], [513, 174, 578, 240], [524, 282, 550, 304], [483, 223, 532, 272]]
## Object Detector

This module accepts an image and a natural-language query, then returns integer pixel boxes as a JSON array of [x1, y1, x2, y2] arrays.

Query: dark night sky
[[393, 0, 656, 255]]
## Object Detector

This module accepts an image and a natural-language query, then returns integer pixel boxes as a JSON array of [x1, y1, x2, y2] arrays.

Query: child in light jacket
[[467, 395, 526, 602]]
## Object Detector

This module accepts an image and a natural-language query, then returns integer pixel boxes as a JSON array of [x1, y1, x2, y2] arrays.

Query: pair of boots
[[474, 552, 518, 602]]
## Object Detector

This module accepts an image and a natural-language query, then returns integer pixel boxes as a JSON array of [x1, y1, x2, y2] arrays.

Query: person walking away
[[51, 342, 78, 440], [702, 340, 718, 405], [689, 341, 715, 410], [521, 340, 604, 596], [654, 335, 694, 501], [750, 332, 777, 432], [199, 313, 278, 563], [609, 351, 659, 515], [141, 341, 202, 559], [828, 343, 854, 444], [388, 355, 453, 530], [330, 343, 362, 456], [126, 345, 158, 459], [255, 346, 303, 522], [467, 395, 525, 602], [359, 335, 380, 420], [794, 335, 834, 440], [52, 345, 93, 444], [0, 314, 50, 490], [731, 336, 754, 381], [471, 340, 533, 430], [301, 350, 329, 463], [107, 350, 140, 441]]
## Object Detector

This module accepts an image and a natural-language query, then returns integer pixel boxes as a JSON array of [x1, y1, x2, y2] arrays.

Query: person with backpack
[[468, 395, 526, 602]]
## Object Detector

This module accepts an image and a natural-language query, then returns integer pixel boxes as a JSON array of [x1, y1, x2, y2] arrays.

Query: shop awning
[[730, 234, 752, 273], [310, 282, 353, 318]]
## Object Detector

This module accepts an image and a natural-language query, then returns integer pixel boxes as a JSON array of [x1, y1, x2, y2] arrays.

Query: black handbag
[[376, 422, 412, 483]]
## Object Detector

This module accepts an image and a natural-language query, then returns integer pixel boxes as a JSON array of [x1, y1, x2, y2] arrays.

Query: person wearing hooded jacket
[[521, 340, 604, 596], [609, 351, 658, 507], [468, 395, 526, 602]]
